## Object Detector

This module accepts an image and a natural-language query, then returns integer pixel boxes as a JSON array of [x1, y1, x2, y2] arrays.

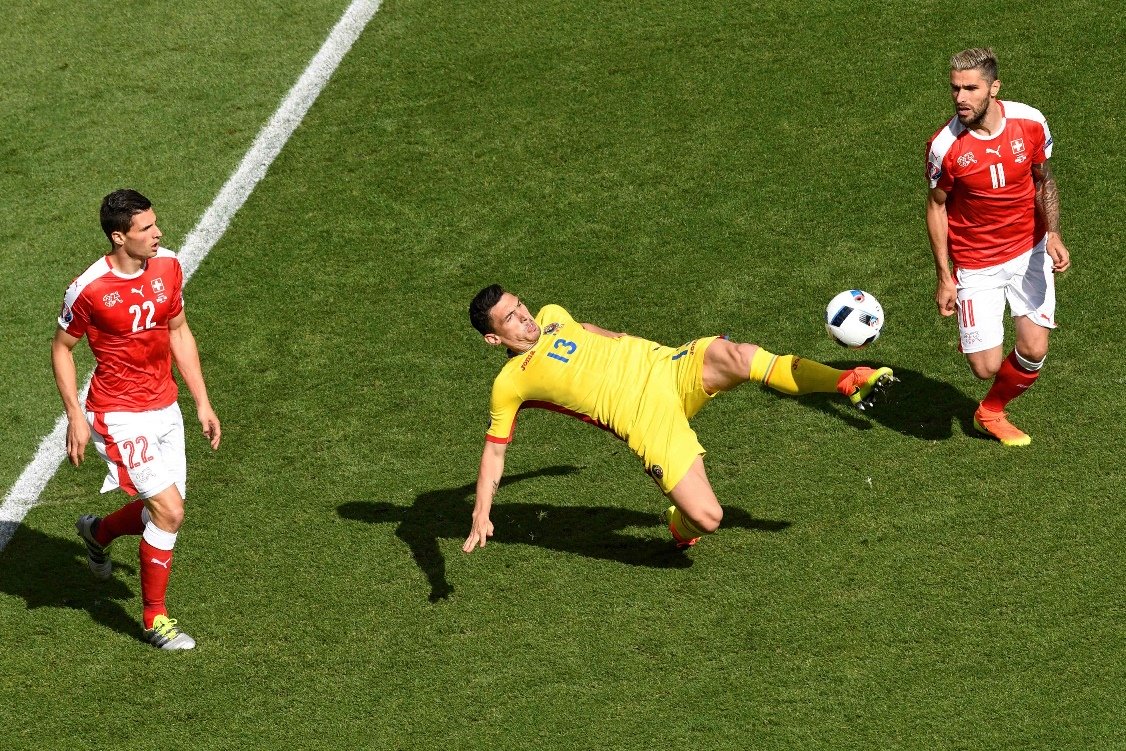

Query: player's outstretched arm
[[925, 187, 957, 316], [51, 328, 89, 466], [168, 312, 221, 450], [463, 440, 507, 553]]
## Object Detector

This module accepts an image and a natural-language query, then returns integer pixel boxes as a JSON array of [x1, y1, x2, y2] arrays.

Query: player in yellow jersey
[[462, 285, 896, 552]]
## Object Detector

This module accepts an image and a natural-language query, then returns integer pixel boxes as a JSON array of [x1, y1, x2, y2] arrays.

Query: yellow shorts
[[625, 336, 720, 493]]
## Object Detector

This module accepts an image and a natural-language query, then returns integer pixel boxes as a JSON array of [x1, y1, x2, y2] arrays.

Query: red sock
[[139, 539, 174, 629], [981, 351, 1040, 413], [94, 499, 146, 546]]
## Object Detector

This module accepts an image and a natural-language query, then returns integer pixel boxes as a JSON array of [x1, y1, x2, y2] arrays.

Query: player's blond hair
[[950, 47, 998, 83]]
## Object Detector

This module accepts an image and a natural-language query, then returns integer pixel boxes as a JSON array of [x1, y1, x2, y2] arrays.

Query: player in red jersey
[[924, 48, 1071, 446], [52, 189, 221, 649]]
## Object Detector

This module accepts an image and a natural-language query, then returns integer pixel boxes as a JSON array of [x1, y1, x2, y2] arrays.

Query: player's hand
[[198, 405, 221, 450], [65, 415, 90, 467], [1046, 233, 1071, 273], [935, 278, 957, 317], [462, 514, 494, 553]]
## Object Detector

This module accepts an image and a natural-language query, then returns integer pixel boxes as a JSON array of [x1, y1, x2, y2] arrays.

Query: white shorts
[[86, 402, 187, 499], [954, 237, 1057, 354]]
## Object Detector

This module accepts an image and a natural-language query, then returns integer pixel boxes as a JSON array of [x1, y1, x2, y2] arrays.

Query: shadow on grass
[[0, 521, 140, 640], [798, 365, 978, 441], [338, 466, 790, 603]]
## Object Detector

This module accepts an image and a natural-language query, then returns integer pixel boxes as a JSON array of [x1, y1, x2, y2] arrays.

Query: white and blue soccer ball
[[825, 290, 884, 348]]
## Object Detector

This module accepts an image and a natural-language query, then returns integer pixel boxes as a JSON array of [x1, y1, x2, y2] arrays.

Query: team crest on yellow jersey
[[543, 322, 562, 335]]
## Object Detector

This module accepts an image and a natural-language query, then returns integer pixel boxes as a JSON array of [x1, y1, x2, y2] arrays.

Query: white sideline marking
[[0, 0, 382, 552]]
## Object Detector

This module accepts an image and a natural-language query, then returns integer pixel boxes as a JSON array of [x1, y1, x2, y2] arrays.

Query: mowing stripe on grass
[[0, 0, 383, 552]]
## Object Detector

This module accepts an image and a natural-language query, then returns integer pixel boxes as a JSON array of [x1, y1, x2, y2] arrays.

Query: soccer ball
[[825, 290, 884, 348]]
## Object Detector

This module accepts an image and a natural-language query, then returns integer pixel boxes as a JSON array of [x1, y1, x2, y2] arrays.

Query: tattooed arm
[[1032, 160, 1071, 272]]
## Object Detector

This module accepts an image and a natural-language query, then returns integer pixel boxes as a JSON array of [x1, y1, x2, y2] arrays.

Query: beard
[[957, 101, 989, 128]]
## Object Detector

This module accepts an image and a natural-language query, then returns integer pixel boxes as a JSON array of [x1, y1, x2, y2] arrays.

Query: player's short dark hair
[[469, 284, 506, 335], [950, 47, 998, 84], [100, 189, 152, 240]]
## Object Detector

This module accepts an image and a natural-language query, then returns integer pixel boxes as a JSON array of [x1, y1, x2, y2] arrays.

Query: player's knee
[[691, 505, 723, 534], [146, 491, 185, 532], [717, 340, 754, 375], [968, 359, 999, 380], [734, 342, 757, 361], [157, 506, 185, 532], [1016, 343, 1048, 366]]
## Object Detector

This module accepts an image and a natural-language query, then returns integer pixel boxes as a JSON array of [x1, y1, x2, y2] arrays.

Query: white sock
[[142, 522, 177, 551]]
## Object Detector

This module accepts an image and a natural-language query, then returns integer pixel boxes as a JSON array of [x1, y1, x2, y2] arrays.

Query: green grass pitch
[[1, 1, 1123, 749]]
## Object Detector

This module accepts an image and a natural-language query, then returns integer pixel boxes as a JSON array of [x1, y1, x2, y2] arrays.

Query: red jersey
[[58, 248, 185, 413], [926, 100, 1052, 269]]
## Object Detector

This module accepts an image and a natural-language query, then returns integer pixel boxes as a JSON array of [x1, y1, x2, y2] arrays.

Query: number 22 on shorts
[[120, 436, 153, 469]]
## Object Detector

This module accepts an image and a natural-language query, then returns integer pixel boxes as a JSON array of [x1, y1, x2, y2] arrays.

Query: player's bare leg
[[971, 318, 1048, 446], [140, 484, 194, 650], [965, 344, 1005, 381], [663, 457, 722, 548], [702, 338, 895, 409], [1013, 315, 1050, 365]]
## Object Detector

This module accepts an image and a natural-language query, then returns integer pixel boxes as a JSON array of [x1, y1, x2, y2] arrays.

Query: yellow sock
[[665, 505, 706, 544], [748, 348, 843, 395]]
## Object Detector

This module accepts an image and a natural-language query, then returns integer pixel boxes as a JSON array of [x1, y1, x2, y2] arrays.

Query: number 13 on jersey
[[547, 338, 577, 363]]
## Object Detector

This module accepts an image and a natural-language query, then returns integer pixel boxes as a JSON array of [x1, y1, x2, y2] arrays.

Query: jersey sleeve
[[926, 122, 957, 192], [162, 249, 186, 319], [485, 369, 523, 444], [1003, 101, 1052, 162], [58, 281, 90, 339], [1035, 117, 1052, 161]]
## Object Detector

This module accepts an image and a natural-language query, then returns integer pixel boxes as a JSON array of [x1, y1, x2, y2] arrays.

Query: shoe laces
[[150, 616, 181, 637]]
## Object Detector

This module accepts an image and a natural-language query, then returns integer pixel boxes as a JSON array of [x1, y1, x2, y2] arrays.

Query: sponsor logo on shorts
[[957, 152, 977, 168], [102, 291, 123, 308], [960, 331, 983, 348]]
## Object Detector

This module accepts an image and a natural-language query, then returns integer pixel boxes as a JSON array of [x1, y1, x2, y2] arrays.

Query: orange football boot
[[973, 406, 1031, 446], [837, 366, 896, 410]]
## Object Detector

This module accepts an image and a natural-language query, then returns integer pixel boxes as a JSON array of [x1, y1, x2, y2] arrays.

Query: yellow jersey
[[485, 304, 672, 445]]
